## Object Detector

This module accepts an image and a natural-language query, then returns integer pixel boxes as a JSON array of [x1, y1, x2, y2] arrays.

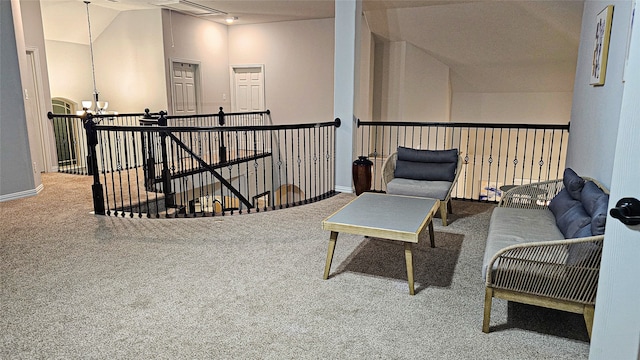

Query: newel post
[[218, 107, 227, 163], [83, 113, 105, 215], [158, 112, 175, 209]]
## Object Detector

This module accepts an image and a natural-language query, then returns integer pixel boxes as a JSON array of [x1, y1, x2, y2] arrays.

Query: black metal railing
[[48, 112, 147, 175], [165, 107, 272, 128], [47, 108, 270, 175], [355, 120, 570, 202], [86, 112, 339, 218]]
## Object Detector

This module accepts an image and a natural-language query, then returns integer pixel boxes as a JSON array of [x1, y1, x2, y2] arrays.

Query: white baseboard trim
[[334, 185, 353, 194], [0, 186, 40, 202]]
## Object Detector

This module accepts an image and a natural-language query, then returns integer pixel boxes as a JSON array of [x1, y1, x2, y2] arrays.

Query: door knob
[[610, 197, 640, 226]]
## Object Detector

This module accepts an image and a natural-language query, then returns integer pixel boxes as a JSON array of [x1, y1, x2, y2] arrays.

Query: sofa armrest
[[381, 153, 397, 186], [498, 179, 564, 209], [485, 235, 604, 304], [443, 155, 463, 202]]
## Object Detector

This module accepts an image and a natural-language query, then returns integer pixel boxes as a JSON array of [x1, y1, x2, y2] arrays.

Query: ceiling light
[[225, 16, 238, 24]]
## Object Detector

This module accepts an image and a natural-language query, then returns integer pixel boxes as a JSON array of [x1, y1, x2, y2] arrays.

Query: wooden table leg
[[428, 220, 435, 248], [323, 231, 338, 280], [404, 242, 415, 295]]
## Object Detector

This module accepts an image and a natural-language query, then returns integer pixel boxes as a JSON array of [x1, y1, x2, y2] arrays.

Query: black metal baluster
[[75, 116, 84, 174], [528, 129, 536, 183], [122, 129, 134, 217], [555, 129, 566, 180], [303, 127, 309, 204], [259, 128, 267, 212], [296, 128, 302, 205], [313, 126, 318, 201], [521, 128, 529, 185], [130, 128, 143, 218], [547, 129, 555, 182], [271, 129, 278, 210], [487, 128, 495, 201], [105, 127, 118, 215], [503, 128, 511, 187], [323, 125, 328, 199], [98, 129, 111, 216], [537, 129, 546, 183], [512, 129, 521, 185]]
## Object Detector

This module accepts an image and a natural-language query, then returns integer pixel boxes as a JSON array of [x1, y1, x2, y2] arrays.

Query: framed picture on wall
[[590, 5, 614, 86]]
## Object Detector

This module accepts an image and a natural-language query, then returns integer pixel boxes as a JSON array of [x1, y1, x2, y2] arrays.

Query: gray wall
[[0, 0, 37, 198], [566, 1, 633, 188]]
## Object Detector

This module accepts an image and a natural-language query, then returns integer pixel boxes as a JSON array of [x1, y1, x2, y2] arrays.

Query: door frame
[[26, 47, 54, 173], [589, 4, 640, 357], [229, 64, 266, 112], [169, 59, 202, 115]]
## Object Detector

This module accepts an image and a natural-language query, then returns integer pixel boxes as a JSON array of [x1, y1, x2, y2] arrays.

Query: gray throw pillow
[[394, 160, 456, 181], [394, 147, 458, 182], [563, 168, 585, 201], [549, 189, 581, 219], [556, 203, 592, 238], [397, 147, 458, 163], [580, 181, 609, 236]]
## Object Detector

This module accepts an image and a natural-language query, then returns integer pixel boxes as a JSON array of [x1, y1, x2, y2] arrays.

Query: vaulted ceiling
[[39, 0, 585, 93]]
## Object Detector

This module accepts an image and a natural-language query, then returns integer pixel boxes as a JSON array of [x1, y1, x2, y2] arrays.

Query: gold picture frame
[[591, 5, 614, 86]]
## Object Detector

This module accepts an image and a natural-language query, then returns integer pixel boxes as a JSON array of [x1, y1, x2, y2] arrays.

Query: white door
[[231, 65, 265, 112], [589, 12, 640, 359], [171, 62, 199, 117]]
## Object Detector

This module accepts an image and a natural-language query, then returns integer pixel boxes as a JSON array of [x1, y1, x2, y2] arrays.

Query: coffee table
[[322, 192, 440, 295]]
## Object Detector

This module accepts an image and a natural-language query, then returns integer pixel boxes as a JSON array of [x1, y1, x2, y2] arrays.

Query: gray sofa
[[482, 168, 609, 338]]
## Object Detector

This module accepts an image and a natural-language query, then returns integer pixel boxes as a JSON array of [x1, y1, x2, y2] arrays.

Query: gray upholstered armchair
[[382, 147, 463, 226]]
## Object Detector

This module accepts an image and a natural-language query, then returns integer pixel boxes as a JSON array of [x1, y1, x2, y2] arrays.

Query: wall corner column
[[333, 0, 361, 194]]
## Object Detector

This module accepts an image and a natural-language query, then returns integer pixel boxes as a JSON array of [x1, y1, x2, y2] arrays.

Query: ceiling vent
[[151, 0, 227, 17]]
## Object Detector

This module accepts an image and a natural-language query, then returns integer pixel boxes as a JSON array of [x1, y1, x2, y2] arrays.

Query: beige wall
[[373, 40, 451, 122], [403, 42, 451, 122], [95, 9, 166, 113], [356, 16, 374, 122], [45, 40, 95, 110], [228, 18, 335, 124], [451, 92, 573, 124], [162, 9, 230, 114], [46, 9, 166, 114]]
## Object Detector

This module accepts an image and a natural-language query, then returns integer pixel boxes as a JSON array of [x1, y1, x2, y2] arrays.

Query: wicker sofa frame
[[483, 177, 609, 338], [382, 152, 463, 226]]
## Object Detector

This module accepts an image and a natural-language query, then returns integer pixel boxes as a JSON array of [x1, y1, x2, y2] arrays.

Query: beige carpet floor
[[0, 173, 590, 359]]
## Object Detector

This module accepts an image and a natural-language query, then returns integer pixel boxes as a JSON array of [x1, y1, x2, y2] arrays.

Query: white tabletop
[[322, 193, 439, 243]]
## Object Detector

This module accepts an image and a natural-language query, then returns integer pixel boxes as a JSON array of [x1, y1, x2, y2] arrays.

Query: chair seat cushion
[[386, 178, 452, 200], [483, 207, 565, 279]]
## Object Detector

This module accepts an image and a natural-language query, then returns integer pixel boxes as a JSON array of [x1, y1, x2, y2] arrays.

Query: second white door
[[231, 65, 265, 112], [172, 62, 199, 116]]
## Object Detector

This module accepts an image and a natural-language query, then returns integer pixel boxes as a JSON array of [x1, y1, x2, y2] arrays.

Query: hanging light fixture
[[82, 1, 108, 114]]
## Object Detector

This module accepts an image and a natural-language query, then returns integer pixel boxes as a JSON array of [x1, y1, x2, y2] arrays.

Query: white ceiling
[[39, 0, 585, 93]]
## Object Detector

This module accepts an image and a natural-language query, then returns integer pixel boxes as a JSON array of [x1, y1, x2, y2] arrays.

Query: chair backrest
[[382, 149, 463, 187]]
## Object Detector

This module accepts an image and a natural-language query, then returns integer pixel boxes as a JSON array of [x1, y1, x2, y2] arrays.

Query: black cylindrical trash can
[[352, 156, 373, 195]]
